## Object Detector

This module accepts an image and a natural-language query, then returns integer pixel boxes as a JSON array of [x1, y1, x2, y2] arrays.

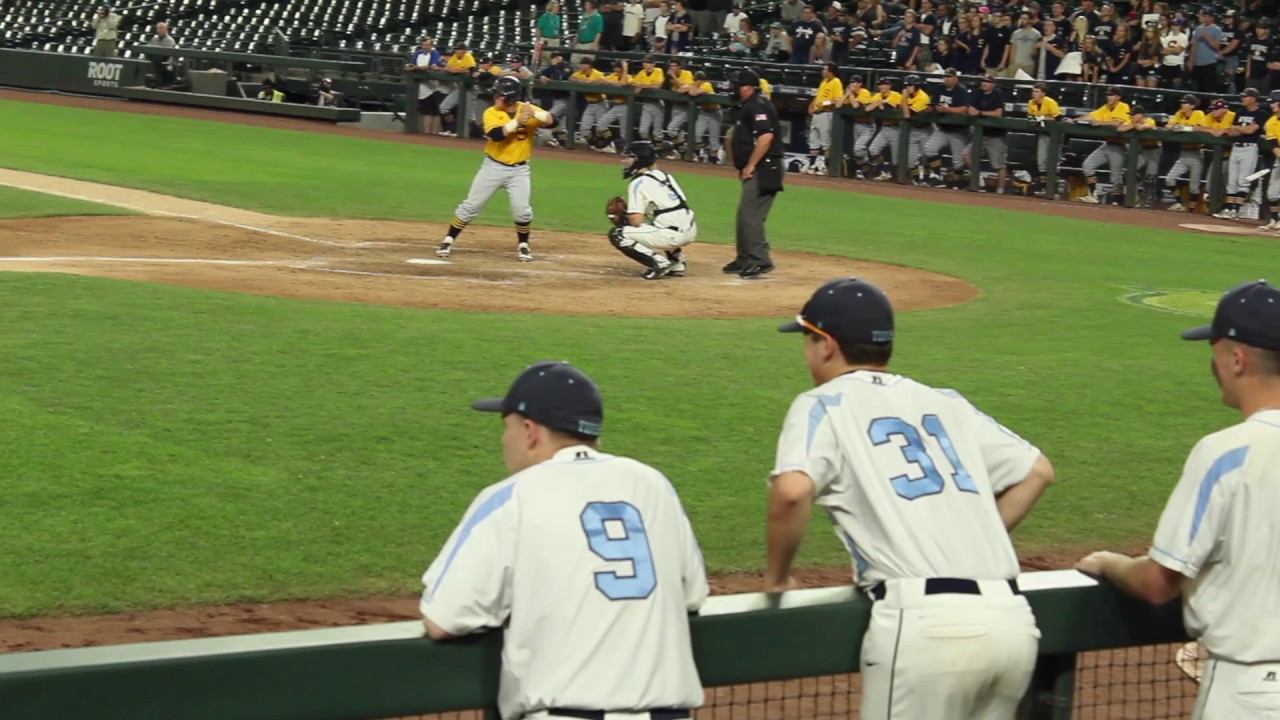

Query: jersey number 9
[[868, 414, 978, 500], [580, 501, 657, 600]]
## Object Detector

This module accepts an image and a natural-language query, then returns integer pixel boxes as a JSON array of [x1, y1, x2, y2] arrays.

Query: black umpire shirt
[[731, 91, 783, 170], [971, 86, 1006, 136]]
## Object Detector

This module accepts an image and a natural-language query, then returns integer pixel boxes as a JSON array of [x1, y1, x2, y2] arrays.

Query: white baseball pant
[[620, 221, 697, 250], [1193, 657, 1280, 720], [1227, 144, 1259, 197], [808, 112, 833, 152], [860, 579, 1039, 720], [1166, 149, 1205, 190], [1269, 165, 1280, 202]]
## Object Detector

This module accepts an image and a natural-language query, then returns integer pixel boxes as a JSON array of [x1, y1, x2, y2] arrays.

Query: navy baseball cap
[[473, 361, 604, 437], [779, 278, 895, 344], [1182, 280, 1280, 350]]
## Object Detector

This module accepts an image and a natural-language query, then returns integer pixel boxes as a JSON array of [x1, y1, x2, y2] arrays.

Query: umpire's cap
[[473, 361, 605, 437], [493, 75, 522, 100], [779, 278, 895, 345], [1182, 280, 1280, 350]]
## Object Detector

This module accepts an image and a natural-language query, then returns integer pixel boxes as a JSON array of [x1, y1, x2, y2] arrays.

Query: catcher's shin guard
[[608, 228, 661, 268]]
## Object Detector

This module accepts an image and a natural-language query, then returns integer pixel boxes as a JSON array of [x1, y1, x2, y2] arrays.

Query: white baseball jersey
[[421, 445, 708, 720], [772, 370, 1041, 588], [1149, 408, 1280, 664], [627, 169, 695, 233]]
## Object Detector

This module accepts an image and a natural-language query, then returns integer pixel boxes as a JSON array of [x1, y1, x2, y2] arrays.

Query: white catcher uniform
[[1148, 409, 1280, 719], [773, 370, 1043, 720], [621, 168, 697, 251], [421, 445, 708, 720]]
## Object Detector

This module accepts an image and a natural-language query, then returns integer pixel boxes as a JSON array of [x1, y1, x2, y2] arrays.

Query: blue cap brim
[[778, 320, 804, 333], [1181, 324, 1215, 341], [472, 397, 507, 412]]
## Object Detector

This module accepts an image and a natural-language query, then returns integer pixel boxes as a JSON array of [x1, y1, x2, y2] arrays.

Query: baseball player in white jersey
[[610, 141, 697, 280], [421, 360, 708, 720], [1077, 279, 1280, 720], [764, 277, 1057, 720]]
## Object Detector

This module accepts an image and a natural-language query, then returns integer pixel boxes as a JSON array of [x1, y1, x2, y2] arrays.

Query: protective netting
[[396, 643, 1201, 719]]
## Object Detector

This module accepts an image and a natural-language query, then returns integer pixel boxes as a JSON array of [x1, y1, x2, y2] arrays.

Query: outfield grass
[[0, 185, 134, 218], [0, 98, 1271, 617]]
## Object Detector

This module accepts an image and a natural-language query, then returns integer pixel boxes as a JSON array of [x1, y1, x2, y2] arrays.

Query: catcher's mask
[[493, 75, 522, 102], [621, 141, 657, 179]]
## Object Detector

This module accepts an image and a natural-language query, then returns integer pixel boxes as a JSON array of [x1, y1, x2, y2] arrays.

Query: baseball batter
[[1078, 279, 1280, 720], [1165, 95, 1210, 213], [1214, 88, 1271, 220], [804, 63, 843, 175], [421, 360, 708, 720], [922, 69, 970, 188], [1074, 86, 1131, 204], [1026, 83, 1063, 196], [609, 141, 697, 280], [1260, 92, 1280, 231], [836, 74, 874, 179], [436, 76, 557, 263], [632, 56, 666, 141], [765, 277, 1056, 720]]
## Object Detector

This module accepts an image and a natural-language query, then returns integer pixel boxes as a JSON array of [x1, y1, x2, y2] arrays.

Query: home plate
[[406, 258, 451, 265]]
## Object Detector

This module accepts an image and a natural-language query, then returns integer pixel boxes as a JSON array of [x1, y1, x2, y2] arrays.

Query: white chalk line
[[304, 266, 518, 285], [0, 256, 284, 266], [0, 179, 410, 249]]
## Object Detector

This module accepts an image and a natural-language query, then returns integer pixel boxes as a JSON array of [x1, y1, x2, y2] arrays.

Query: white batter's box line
[[0, 256, 284, 266], [302, 266, 520, 285]]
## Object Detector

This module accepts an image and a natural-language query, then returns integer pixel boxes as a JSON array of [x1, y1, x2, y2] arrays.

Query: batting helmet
[[621, 141, 657, 179], [493, 75, 522, 101]]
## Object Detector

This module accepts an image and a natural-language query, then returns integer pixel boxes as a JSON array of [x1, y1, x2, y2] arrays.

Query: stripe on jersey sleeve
[[806, 393, 843, 453]]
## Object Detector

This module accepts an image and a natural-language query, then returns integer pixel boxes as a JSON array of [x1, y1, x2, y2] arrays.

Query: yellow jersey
[[1265, 115, 1280, 142], [760, 77, 773, 99], [1202, 111, 1236, 131], [870, 90, 902, 107], [1127, 116, 1160, 147], [572, 68, 606, 103], [1027, 96, 1062, 119], [605, 71, 630, 103], [1168, 109, 1207, 128], [810, 77, 844, 112], [483, 101, 549, 165], [633, 68, 665, 88], [903, 90, 930, 112], [668, 69, 694, 89], [1088, 102, 1131, 124], [446, 52, 476, 71], [694, 80, 718, 110]]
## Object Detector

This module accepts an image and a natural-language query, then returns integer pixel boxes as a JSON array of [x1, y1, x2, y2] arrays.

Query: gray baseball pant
[[851, 123, 875, 163], [580, 102, 606, 137], [639, 102, 664, 140], [666, 107, 689, 137], [1226, 144, 1259, 198], [1083, 144, 1126, 189], [1165, 149, 1205, 189], [735, 174, 775, 266], [694, 110, 721, 148], [454, 157, 533, 224], [596, 103, 628, 135], [808, 112, 833, 151], [924, 128, 968, 169]]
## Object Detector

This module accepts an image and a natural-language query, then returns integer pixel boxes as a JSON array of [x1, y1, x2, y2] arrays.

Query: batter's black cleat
[[738, 263, 774, 279], [722, 259, 745, 274]]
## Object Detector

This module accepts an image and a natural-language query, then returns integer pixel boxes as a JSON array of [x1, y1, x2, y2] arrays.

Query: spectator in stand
[[1094, 2, 1117, 41], [1010, 12, 1042, 76], [652, 1, 671, 51], [573, 1, 604, 61], [143, 21, 179, 87], [956, 15, 982, 75], [1071, 0, 1100, 36], [1048, 1, 1070, 31], [828, 8, 854, 65], [860, 0, 886, 33], [689, 0, 712, 37], [537, 1, 563, 46], [917, 0, 938, 68], [1081, 35, 1105, 84], [1037, 19, 1068, 78], [1161, 17, 1189, 88], [1105, 24, 1136, 85], [623, 0, 645, 49], [1135, 25, 1162, 87], [257, 78, 285, 102], [1245, 20, 1274, 95], [600, 0, 626, 50], [894, 10, 922, 69], [726, 18, 760, 54], [724, 4, 748, 33], [982, 12, 1012, 77], [1269, 26, 1280, 94], [668, 0, 695, 53], [1220, 11, 1243, 93], [708, 0, 733, 37], [1188, 7, 1223, 94], [644, 0, 664, 40], [789, 5, 827, 64], [780, 0, 804, 22], [90, 5, 120, 57], [932, 36, 959, 71], [406, 36, 444, 135], [765, 21, 789, 61]]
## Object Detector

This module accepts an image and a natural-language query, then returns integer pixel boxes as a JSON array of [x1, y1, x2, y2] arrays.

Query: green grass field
[[0, 185, 134, 219], [0, 97, 1270, 618]]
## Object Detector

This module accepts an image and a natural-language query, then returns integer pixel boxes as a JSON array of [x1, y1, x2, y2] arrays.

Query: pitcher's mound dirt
[[0, 215, 975, 316]]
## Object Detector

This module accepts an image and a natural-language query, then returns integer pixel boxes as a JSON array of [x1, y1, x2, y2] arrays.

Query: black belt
[[487, 156, 528, 167], [548, 710, 689, 720], [869, 578, 1021, 601]]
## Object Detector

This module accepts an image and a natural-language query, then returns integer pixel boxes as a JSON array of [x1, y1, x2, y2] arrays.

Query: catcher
[[606, 141, 697, 280]]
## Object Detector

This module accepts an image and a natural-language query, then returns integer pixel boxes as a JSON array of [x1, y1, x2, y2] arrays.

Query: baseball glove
[[605, 196, 627, 227]]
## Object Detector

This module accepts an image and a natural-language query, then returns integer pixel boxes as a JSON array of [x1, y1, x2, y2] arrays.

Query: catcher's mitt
[[606, 196, 627, 227]]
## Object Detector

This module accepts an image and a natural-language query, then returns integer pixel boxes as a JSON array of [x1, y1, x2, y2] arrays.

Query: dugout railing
[[0, 570, 1193, 720]]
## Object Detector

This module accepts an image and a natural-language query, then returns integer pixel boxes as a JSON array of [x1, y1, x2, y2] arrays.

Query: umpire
[[725, 69, 783, 279]]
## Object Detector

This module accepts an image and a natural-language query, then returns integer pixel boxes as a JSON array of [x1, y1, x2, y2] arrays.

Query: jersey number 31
[[580, 501, 657, 601], [869, 415, 978, 500]]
